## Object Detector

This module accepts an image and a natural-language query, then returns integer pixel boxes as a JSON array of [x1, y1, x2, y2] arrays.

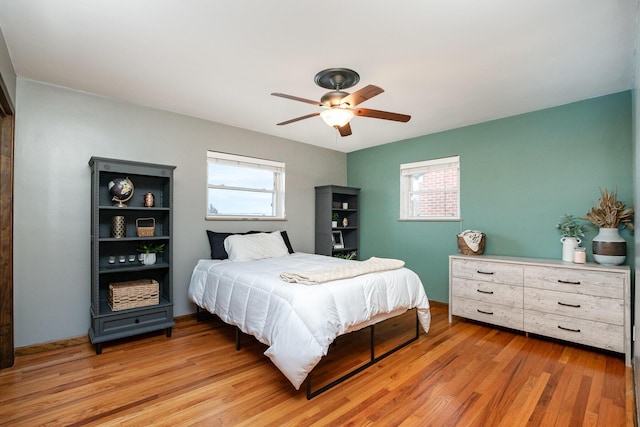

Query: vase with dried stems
[[585, 188, 634, 265]]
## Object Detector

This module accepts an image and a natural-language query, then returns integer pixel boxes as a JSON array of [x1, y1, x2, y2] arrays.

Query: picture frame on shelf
[[332, 231, 344, 249]]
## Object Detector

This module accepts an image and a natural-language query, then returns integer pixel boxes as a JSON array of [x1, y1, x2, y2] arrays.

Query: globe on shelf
[[108, 177, 134, 207]]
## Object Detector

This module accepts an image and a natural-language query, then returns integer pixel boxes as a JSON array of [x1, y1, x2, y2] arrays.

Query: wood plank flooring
[[0, 303, 634, 426]]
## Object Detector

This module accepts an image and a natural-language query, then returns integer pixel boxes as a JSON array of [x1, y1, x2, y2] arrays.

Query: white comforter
[[187, 252, 431, 389]]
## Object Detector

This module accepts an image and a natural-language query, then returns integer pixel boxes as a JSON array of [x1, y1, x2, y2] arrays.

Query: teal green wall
[[348, 92, 633, 303]]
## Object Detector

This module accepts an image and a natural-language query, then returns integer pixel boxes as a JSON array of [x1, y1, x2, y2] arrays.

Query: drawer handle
[[557, 325, 580, 333], [477, 270, 494, 275], [557, 301, 581, 308], [477, 289, 494, 295], [477, 309, 494, 315], [557, 279, 581, 285]]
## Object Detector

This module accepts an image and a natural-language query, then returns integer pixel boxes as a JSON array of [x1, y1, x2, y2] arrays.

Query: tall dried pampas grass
[[585, 188, 634, 232]]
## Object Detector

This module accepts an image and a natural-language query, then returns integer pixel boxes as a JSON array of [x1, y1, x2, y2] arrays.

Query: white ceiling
[[0, 1, 637, 153]]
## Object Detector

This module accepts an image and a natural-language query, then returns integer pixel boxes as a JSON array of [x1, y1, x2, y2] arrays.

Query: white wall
[[13, 78, 347, 347]]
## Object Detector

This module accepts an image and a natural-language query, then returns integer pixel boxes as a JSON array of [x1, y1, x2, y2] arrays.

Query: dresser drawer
[[523, 265, 623, 298], [524, 287, 623, 325], [451, 259, 523, 285], [524, 310, 624, 353], [98, 306, 172, 336], [452, 297, 523, 330], [452, 277, 523, 308]]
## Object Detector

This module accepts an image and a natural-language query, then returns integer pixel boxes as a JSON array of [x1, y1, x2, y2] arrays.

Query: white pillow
[[224, 231, 290, 262]]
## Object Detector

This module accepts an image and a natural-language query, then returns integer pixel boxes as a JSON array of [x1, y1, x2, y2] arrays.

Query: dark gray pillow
[[206, 231, 235, 259], [279, 231, 295, 254]]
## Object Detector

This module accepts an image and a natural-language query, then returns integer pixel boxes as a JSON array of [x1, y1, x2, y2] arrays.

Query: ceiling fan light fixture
[[320, 108, 354, 128], [272, 68, 410, 137]]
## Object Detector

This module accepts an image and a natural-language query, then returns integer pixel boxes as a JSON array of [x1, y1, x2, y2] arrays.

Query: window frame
[[399, 155, 460, 221], [206, 150, 286, 221]]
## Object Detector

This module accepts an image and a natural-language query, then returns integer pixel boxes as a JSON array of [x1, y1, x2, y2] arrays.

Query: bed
[[188, 231, 431, 397]]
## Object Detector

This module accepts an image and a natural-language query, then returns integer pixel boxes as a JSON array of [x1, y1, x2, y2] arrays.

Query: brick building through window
[[400, 156, 460, 220]]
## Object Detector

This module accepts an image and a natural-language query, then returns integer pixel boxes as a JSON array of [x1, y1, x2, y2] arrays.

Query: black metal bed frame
[[196, 306, 421, 399], [306, 309, 420, 399]]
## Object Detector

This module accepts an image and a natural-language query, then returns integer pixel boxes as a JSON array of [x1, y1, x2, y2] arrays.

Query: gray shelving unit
[[315, 185, 360, 258], [88, 157, 176, 354]]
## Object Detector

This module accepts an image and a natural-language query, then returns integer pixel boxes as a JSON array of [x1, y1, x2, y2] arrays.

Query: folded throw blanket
[[280, 257, 405, 285]]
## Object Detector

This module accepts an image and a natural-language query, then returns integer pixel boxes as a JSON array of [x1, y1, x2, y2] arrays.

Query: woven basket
[[136, 217, 155, 237], [457, 233, 486, 255], [109, 279, 159, 311]]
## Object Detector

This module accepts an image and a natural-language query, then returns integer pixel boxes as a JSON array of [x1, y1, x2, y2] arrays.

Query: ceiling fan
[[272, 68, 411, 137]]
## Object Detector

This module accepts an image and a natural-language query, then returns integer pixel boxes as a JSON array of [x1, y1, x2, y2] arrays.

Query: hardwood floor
[[0, 303, 634, 426]]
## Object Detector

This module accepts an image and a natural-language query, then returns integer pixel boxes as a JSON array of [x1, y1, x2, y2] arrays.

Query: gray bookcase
[[315, 185, 360, 258], [88, 157, 175, 354]]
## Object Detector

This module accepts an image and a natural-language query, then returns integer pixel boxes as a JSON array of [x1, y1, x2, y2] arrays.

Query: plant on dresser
[[449, 254, 631, 366], [555, 214, 587, 262], [89, 157, 176, 354]]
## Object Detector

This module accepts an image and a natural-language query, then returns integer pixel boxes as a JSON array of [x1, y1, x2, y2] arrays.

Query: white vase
[[142, 253, 157, 265], [560, 236, 581, 262], [592, 227, 626, 265]]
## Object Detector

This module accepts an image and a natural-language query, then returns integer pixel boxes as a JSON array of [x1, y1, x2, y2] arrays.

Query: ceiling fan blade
[[338, 122, 352, 137], [276, 112, 320, 126], [271, 93, 324, 107], [341, 85, 384, 107], [353, 108, 411, 122]]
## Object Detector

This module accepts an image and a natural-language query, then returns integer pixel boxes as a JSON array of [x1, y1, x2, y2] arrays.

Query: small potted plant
[[332, 213, 339, 228], [138, 242, 165, 265], [585, 188, 634, 265], [556, 214, 587, 262]]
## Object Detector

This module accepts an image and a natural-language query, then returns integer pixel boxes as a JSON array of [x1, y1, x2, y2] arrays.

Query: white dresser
[[449, 255, 631, 366]]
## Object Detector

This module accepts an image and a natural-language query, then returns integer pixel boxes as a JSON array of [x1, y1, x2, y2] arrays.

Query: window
[[400, 155, 460, 221], [206, 151, 285, 220]]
